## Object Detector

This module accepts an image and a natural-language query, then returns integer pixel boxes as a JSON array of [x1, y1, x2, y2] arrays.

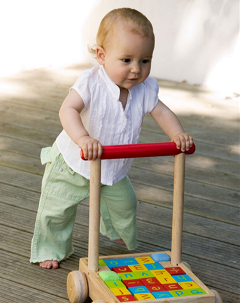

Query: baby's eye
[[141, 59, 150, 64], [122, 59, 131, 63]]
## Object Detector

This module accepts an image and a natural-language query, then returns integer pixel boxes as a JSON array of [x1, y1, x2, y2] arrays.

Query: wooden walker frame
[[67, 142, 222, 303]]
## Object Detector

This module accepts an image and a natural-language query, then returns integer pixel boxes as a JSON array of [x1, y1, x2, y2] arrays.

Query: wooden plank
[[0, 277, 69, 303]]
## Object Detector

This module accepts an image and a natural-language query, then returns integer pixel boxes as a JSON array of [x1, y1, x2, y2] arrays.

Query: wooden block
[[173, 274, 193, 283], [110, 287, 131, 296], [128, 286, 150, 295], [163, 283, 183, 291], [135, 256, 154, 264], [157, 275, 177, 284], [104, 259, 124, 269], [144, 262, 164, 271], [153, 291, 174, 299], [135, 271, 155, 279], [116, 294, 136, 302], [105, 280, 126, 288], [151, 253, 171, 262], [179, 281, 200, 289], [134, 293, 155, 300], [165, 266, 186, 275], [123, 279, 144, 288], [98, 259, 107, 266], [118, 258, 139, 266], [118, 272, 139, 280], [146, 284, 166, 292], [170, 288, 207, 297], [141, 277, 161, 286], [112, 266, 132, 273], [129, 264, 147, 272]]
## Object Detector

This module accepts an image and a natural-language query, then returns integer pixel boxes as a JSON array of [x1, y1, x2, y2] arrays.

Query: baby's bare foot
[[39, 260, 59, 269], [114, 239, 126, 246]]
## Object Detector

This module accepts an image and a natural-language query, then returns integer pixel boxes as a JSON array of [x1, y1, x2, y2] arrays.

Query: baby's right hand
[[77, 136, 103, 160]]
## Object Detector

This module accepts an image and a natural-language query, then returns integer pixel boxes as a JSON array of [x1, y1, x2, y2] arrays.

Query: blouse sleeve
[[70, 69, 91, 107], [143, 77, 159, 114]]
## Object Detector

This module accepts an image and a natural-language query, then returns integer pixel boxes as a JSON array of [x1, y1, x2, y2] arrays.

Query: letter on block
[[118, 272, 138, 280], [105, 280, 125, 288], [179, 282, 200, 289], [165, 267, 186, 275], [123, 279, 144, 288], [128, 286, 150, 295], [129, 264, 147, 272], [105, 259, 124, 269], [174, 274, 193, 283], [153, 291, 173, 298], [147, 284, 166, 292], [112, 266, 132, 273], [141, 277, 161, 286], [163, 283, 183, 291], [144, 263, 164, 271]]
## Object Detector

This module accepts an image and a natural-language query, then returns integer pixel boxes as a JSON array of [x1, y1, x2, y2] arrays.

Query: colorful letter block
[[134, 293, 155, 300], [116, 295, 136, 302], [135, 271, 155, 279], [104, 260, 124, 269], [105, 280, 126, 288], [146, 284, 166, 292], [123, 279, 144, 288], [135, 256, 154, 264], [173, 274, 193, 283], [141, 277, 161, 286], [118, 258, 139, 266], [144, 262, 164, 271], [163, 283, 183, 291], [119, 272, 139, 280], [111, 287, 131, 296], [165, 267, 186, 275], [179, 281, 200, 289], [129, 264, 147, 272], [112, 266, 132, 273], [129, 286, 150, 295], [153, 291, 173, 298]]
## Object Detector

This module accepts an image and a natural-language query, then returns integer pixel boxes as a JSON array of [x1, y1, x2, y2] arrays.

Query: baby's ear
[[96, 46, 106, 65]]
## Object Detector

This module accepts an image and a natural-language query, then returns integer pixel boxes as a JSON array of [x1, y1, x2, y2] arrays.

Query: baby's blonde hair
[[89, 8, 155, 56]]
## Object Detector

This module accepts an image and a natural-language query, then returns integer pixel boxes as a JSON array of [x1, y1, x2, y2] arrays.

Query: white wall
[[0, 0, 239, 93]]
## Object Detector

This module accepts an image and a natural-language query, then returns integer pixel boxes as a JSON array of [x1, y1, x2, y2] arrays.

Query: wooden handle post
[[171, 153, 185, 266], [88, 159, 101, 271]]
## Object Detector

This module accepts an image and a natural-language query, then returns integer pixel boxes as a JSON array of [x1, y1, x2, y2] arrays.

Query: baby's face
[[100, 24, 154, 90]]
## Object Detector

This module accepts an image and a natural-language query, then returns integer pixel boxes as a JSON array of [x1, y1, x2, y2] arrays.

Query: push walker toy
[[67, 142, 222, 303]]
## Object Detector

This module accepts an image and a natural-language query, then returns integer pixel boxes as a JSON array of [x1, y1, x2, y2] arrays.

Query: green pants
[[30, 143, 137, 263]]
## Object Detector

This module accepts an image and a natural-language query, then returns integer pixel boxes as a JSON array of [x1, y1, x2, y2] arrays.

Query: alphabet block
[[165, 267, 186, 275], [135, 271, 155, 279], [118, 258, 139, 266], [144, 262, 164, 271], [129, 264, 147, 272], [118, 272, 139, 280], [110, 287, 131, 296], [173, 274, 193, 283], [153, 291, 173, 299], [105, 280, 126, 288], [135, 256, 154, 264], [141, 277, 161, 286], [179, 281, 200, 289], [157, 275, 177, 284], [134, 293, 155, 300], [116, 295, 136, 302], [163, 283, 183, 291], [112, 266, 132, 273], [104, 259, 124, 269], [146, 284, 166, 292], [128, 286, 150, 295], [123, 279, 144, 288]]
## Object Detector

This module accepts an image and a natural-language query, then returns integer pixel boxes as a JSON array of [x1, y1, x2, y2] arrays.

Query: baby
[[30, 8, 193, 269]]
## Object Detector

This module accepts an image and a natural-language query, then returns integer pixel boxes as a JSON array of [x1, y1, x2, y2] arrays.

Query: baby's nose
[[131, 63, 140, 73]]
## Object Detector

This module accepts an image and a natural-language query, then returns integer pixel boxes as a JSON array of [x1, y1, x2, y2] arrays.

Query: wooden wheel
[[67, 271, 88, 303], [182, 261, 192, 271], [211, 289, 223, 303]]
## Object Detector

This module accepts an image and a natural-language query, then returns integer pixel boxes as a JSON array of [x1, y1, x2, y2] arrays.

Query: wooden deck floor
[[0, 64, 239, 302]]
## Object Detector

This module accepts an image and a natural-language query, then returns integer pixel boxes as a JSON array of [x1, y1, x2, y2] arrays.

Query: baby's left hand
[[172, 133, 193, 152]]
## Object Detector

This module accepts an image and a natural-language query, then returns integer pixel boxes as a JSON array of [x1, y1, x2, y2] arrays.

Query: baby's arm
[[59, 89, 102, 160], [150, 101, 193, 152]]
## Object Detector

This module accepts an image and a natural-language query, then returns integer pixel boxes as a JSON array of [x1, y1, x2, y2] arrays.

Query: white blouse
[[56, 65, 159, 185]]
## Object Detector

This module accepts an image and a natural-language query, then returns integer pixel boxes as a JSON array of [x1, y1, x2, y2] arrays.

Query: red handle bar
[[80, 142, 195, 160]]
